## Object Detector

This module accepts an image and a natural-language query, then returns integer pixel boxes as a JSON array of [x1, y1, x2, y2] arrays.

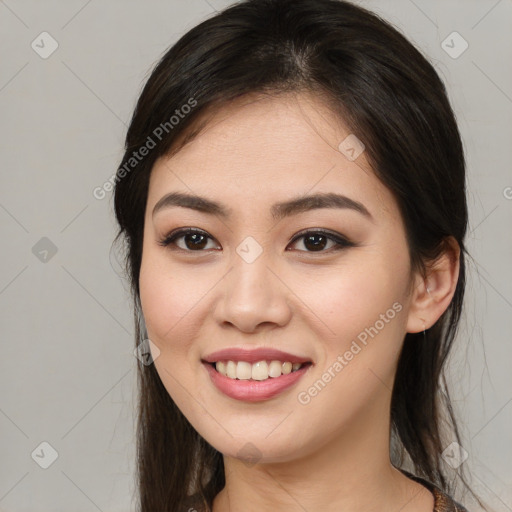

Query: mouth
[[201, 347, 313, 401], [201, 348, 313, 402]]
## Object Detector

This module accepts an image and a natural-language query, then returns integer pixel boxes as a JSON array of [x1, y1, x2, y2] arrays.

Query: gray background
[[0, 0, 511, 510]]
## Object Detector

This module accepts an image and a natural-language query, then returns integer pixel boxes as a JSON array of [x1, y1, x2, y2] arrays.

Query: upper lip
[[202, 347, 312, 364]]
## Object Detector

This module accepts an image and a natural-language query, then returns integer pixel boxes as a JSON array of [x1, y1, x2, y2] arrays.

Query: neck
[[212, 398, 434, 512]]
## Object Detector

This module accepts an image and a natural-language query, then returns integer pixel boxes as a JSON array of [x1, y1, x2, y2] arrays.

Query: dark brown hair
[[113, 1, 483, 510]]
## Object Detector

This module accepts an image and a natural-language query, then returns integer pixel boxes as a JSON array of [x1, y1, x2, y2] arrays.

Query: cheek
[[139, 263, 176, 339], [138, 253, 205, 414], [294, 250, 411, 412], [290, 262, 408, 436], [302, 256, 409, 344], [139, 250, 206, 346]]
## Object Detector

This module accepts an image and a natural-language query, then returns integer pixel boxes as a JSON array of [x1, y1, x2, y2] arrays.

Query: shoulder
[[431, 486, 469, 512]]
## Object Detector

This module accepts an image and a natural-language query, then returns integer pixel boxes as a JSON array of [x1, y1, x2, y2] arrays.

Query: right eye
[[158, 228, 220, 252]]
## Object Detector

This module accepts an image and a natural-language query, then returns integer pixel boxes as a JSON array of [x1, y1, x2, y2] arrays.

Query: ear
[[406, 236, 461, 333]]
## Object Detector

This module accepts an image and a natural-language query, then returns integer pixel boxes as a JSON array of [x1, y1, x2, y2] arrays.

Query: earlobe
[[406, 237, 461, 334]]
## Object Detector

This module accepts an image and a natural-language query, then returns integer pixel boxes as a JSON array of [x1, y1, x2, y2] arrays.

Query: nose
[[213, 252, 292, 334]]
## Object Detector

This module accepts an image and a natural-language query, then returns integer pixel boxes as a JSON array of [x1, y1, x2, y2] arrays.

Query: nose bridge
[[215, 239, 291, 332]]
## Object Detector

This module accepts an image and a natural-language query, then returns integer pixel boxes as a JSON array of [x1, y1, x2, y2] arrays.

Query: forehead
[[166, 91, 352, 168], [147, 91, 397, 221]]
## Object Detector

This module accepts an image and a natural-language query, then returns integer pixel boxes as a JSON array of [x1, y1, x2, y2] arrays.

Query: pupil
[[305, 234, 326, 251], [186, 233, 207, 250]]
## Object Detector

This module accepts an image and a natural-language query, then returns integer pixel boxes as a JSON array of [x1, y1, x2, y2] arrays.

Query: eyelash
[[157, 227, 355, 254]]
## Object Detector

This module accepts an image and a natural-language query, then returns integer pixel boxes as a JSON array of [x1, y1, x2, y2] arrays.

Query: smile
[[203, 361, 312, 402]]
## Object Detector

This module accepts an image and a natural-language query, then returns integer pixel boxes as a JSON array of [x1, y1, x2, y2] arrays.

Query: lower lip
[[203, 362, 311, 402]]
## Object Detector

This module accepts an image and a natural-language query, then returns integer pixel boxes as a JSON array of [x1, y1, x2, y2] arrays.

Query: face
[[139, 92, 417, 464]]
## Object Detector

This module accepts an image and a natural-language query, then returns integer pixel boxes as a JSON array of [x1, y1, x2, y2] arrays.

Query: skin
[[139, 91, 460, 512]]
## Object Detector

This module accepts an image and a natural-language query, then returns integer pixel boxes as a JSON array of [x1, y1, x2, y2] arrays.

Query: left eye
[[288, 230, 353, 252], [158, 228, 353, 253]]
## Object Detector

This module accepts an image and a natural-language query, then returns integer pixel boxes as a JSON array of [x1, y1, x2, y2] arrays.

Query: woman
[[113, 0, 485, 510]]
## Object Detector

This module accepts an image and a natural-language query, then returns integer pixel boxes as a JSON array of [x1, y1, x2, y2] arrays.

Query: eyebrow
[[152, 191, 373, 221]]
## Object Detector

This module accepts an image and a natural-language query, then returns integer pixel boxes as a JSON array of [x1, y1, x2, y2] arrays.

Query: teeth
[[226, 361, 236, 379], [214, 360, 305, 380], [236, 361, 252, 380], [252, 361, 268, 381], [268, 360, 282, 378]]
